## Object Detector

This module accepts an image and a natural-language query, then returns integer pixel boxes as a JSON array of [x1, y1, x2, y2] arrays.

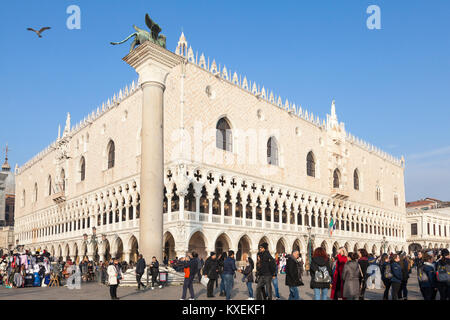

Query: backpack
[[314, 266, 331, 283], [384, 264, 393, 280], [417, 265, 430, 283], [436, 264, 450, 283]]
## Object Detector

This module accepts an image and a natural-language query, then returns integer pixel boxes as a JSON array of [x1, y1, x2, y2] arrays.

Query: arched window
[[80, 156, 86, 181], [216, 117, 232, 151], [376, 187, 381, 201], [33, 183, 38, 203], [353, 169, 359, 190], [107, 140, 115, 169], [307, 151, 315, 177], [60, 169, 66, 192], [267, 137, 279, 166], [394, 194, 398, 206], [47, 175, 52, 196], [333, 169, 340, 188], [21, 189, 26, 207]]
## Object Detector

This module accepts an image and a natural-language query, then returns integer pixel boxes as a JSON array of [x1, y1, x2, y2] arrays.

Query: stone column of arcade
[[123, 41, 182, 262]]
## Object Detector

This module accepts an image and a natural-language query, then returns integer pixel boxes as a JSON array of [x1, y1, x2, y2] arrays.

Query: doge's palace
[[13, 33, 408, 264]]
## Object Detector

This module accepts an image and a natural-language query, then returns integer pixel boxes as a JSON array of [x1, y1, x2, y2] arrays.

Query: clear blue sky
[[0, 1, 449, 202]]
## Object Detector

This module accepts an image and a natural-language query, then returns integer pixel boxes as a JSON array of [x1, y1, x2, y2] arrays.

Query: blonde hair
[[242, 253, 248, 262]]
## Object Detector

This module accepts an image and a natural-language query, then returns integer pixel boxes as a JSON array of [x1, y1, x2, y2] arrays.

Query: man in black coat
[[256, 243, 276, 300], [285, 250, 301, 300], [150, 256, 161, 289], [135, 254, 146, 290], [203, 252, 218, 297]]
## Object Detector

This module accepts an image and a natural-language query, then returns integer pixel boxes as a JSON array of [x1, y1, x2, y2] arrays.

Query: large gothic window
[[60, 169, 66, 191], [307, 151, 315, 177], [80, 156, 86, 181], [353, 169, 359, 190], [333, 169, 340, 188], [47, 175, 52, 196], [376, 187, 381, 201], [107, 140, 115, 169], [216, 117, 232, 151], [267, 137, 279, 166]]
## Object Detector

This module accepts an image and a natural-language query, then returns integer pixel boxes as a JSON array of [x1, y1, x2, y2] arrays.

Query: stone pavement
[[0, 269, 431, 300]]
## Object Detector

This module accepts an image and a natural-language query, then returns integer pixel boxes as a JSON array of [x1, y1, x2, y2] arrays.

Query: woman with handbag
[[341, 252, 360, 300], [238, 253, 254, 300], [107, 258, 122, 300]]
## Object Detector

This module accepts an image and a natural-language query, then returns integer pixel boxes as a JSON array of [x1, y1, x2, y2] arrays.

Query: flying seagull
[[27, 26, 51, 38]]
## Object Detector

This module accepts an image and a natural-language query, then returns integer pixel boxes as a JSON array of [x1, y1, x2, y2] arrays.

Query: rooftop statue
[[110, 13, 166, 52]]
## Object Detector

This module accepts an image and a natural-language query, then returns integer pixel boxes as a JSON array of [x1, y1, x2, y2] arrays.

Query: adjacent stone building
[[0, 147, 15, 250], [14, 33, 408, 264]]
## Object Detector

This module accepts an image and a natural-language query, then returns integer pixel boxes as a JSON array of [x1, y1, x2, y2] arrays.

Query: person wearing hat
[[107, 257, 122, 300], [255, 243, 276, 300], [435, 248, 449, 300], [203, 252, 219, 298]]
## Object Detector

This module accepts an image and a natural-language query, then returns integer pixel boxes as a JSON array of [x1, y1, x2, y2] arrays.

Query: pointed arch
[[307, 151, 316, 177], [107, 140, 115, 169], [216, 117, 232, 152], [80, 156, 86, 181], [353, 169, 360, 190], [267, 136, 279, 166], [333, 168, 341, 188]]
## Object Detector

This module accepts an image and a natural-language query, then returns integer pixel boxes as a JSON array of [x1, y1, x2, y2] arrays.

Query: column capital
[[123, 41, 183, 86]]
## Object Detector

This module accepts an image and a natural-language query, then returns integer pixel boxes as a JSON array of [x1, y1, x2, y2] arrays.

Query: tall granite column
[[123, 41, 182, 261]]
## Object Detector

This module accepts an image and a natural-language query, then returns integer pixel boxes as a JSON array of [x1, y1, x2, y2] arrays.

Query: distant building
[[406, 206, 450, 253], [406, 197, 450, 211], [0, 146, 15, 250]]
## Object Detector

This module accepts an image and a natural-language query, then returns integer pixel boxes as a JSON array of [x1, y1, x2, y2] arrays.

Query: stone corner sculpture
[[110, 13, 167, 52]]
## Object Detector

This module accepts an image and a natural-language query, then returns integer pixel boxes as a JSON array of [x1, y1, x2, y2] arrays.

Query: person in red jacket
[[331, 247, 348, 300]]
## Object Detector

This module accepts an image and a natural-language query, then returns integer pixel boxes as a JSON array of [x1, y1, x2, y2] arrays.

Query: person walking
[[310, 247, 332, 300], [270, 256, 281, 300], [196, 257, 204, 283], [417, 253, 437, 300], [203, 252, 219, 298], [357, 248, 369, 300], [331, 247, 348, 300], [435, 248, 449, 300], [342, 252, 360, 300], [255, 243, 276, 300], [238, 253, 254, 300], [380, 254, 391, 300], [398, 252, 410, 300], [285, 250, 302, 300], [135, 254, 146, 290], [390, 254, 403, 300], [181, 252, 198, 300], [107, 258, 122, 300], [222, 250, 237, 300], [150, 256, 162, 289], [218, 252, 227, 296]]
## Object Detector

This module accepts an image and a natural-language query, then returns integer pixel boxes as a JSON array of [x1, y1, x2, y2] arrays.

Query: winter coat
[[380, 261, 391, 283], [184, 258, 199, 279], [257, 251, 276, 277], [342, 260, 360, 298], [390, 261, 402, 283], [242, 259, 254, 283], [223, 257, 237, 275], [285, 255, 302, 287], [150, 260, 159, 276], [418, 262, 437, 288], [331, 254, 347, 299], [399, 259, 410, 281], [203, 257, 219, 280], [135, 258, 146, 275], [107, 264, 119, 285], [310, 256, 333, 289], [358, 257, 369, 281]]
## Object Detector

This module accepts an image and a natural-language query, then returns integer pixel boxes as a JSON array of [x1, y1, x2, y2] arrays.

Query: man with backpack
[[380, 254, 392, 300], [255, 243, 276, 300], [285, 250, 302, 300], [435, 248, 450, 300], [417, 253, 437, 300]]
